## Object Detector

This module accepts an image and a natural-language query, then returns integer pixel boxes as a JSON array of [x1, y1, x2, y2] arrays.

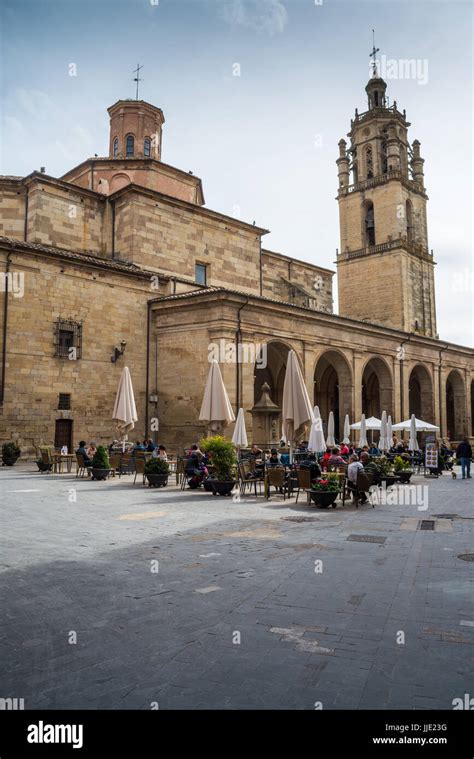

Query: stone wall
[[261, 249, 333, 312], [0, 184, 25, 240], [0, 248, 156, 454], [26, 179, 107, 256]]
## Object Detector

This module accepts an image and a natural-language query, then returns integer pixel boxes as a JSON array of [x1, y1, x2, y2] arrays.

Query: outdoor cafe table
[[52, 454, 75, 473]]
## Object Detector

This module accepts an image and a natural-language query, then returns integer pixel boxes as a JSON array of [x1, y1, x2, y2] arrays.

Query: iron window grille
[[54, 319, 82, 360], [58, 393, 71, 410]]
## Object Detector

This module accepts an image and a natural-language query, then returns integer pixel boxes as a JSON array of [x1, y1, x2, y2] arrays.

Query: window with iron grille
[[58, 393, 71, 410], [54, 319, 82, 360]]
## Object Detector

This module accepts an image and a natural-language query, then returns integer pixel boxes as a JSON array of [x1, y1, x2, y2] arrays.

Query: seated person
[[188, 443, 203, 457], [154, 444, 168, 461], [347, 453, 367, 504], [299, 453, 321, 481], [360, 451, 379, 482], [266, 448, 281, 467], [146, 439, 157, 452], [321, 448, 332, 469], [297, 440, 309, 453], [369, 443, 380, 456], [327, 447, 346, 468], [249, 443, 263, 460], [339, 443, 350, 456], [76, 441, 93, 467], [133, 440, 146, 452], [87, 442, 97, 458]]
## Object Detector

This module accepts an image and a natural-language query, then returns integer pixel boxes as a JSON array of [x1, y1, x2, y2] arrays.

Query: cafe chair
[[265, 467, 291, 500]]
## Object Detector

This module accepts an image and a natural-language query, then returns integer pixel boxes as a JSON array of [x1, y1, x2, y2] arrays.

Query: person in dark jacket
[[456, 437, 472, 479], [299, 453, 321, 481], [76, 441, 92, 467]]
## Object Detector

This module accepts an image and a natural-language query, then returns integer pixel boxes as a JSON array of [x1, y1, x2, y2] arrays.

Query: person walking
[[456, 437, 472, 479]]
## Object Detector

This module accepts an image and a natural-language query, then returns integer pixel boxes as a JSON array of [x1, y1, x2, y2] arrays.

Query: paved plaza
[[0, 464, 473, 710]]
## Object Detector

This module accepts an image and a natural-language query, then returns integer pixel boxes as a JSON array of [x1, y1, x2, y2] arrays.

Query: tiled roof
[[0, 236, 164, 279]]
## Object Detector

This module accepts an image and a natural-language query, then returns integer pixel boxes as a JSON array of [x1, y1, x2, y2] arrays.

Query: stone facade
[[0, 90, 472, 456]]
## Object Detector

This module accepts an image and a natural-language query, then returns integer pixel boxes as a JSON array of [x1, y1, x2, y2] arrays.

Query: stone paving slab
[[0, 464, 473, 709]]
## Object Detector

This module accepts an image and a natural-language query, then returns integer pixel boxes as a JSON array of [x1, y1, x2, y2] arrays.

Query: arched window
[[366, 145, 374, 179], [406, 200, 413, 241], [144, 137, 151, 158], [126, 135, 134, 157], [113, 138, 119, 157], [364, 201, 375, 246]]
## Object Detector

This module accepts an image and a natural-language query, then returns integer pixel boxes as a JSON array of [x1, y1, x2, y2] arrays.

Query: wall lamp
[[111, 340, 127, 363]]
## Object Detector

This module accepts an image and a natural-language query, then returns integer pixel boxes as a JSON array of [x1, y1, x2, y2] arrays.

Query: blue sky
[[1, 0, 472, 345]]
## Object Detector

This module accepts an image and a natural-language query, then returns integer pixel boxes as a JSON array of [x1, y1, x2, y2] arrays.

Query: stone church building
[[0, 72, 473, 454]]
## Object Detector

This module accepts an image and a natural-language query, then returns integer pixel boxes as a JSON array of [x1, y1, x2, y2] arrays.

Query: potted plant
[[199, 436, 238, 496], [309, 472, 341, 508], [90, 446, 111, 480], [376, 456, 398, 487], [145, 457, 170, 487], [393, 455, 413, 483], [2, 442, 21, 466]]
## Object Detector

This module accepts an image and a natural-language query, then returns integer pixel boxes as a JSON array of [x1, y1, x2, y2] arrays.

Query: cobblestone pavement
[[0, 465, 473, 710]]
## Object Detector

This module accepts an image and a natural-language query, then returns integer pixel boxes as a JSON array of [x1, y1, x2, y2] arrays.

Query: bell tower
[[336, 54, 437, 337]]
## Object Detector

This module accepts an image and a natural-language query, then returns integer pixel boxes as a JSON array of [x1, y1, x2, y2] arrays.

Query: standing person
[[456, 437, 472, 479]]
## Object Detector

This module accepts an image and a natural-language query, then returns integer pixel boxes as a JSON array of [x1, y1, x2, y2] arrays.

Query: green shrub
[[2, 442, 20, 459], [92, 446, 110, 469], [199, 435, 237, 480], [393, 455, 412, 472], [145, 457, 170, 475]]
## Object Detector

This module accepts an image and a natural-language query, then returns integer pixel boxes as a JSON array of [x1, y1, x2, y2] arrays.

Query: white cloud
[[221, 0, 288, 36], [15, 88, 60, 119], [3, 115, 25, 134]]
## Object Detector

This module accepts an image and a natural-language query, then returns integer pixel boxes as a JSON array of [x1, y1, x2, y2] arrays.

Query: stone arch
[[362, 199, 375, 246], [252, 340, 301, 446], [313, 349, 353, 440], [408, 364, 433, 421], [361, 356, 393, 418], [446, 370, 466, 441], [110, 172, 132, 193]]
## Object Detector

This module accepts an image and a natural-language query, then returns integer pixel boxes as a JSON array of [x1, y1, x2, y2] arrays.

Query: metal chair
[[76, 453, 87, 478], [109, 453, 122, 478], [133, 457, 146, 486], [294, 468, 312, 504], [265, 467, 291, 500]]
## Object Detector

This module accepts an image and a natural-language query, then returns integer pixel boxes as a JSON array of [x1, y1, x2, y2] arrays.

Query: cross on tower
[[369, 30, 380, 76], [132, 63, 144, 100]]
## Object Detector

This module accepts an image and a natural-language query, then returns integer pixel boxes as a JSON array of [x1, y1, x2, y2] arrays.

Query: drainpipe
[[438, 343, 449, 440], [235, 298, 250, 410], [24, 186, 29, 242], [259, 239, 263, 296], [1, 249, 13, 404]]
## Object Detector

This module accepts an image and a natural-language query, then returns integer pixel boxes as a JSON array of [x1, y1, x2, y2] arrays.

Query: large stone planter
[[309, 490, 338, 508], [90, 468, 109, 481], [145, 473, 168, 488], [211, 480, 238, 496], [396, 470, 413, 483]]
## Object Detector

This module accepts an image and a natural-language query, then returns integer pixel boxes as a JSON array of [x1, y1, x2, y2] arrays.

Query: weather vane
[[369, 30, 380, 76], [133, 63, 144, 100]]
